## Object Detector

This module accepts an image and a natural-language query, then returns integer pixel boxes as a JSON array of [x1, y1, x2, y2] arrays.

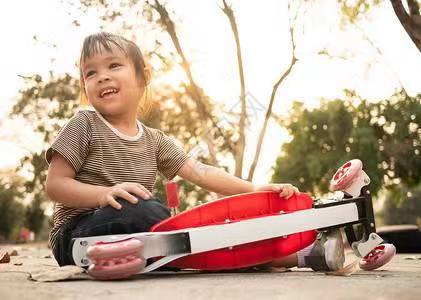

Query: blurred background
[[0, 0, 420, 246]]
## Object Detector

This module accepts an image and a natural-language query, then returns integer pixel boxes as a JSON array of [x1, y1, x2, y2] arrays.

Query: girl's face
[[81, 44, 145, 120]]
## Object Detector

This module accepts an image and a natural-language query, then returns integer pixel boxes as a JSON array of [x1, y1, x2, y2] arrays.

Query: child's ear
[[79, 75, 89, 105], [143, 66, 151, 86]]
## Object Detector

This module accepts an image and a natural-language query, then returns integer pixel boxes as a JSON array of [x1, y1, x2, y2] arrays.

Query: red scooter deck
[[151, 191, 317, 270]]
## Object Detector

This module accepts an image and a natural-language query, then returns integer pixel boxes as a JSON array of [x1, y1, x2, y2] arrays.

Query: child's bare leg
[[268, 254, 298, 268]]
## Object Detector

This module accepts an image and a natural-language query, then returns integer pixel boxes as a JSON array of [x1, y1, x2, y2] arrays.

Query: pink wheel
[[359, 244, 396, 271], [330, 159, 363, 192], [87, 238, 145, 280]]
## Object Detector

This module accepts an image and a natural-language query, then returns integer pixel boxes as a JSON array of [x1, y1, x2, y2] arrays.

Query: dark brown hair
[[79, 32, 149, 105]]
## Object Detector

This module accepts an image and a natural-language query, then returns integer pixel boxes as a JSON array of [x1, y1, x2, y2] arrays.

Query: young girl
[[45, 32, 344, 272]]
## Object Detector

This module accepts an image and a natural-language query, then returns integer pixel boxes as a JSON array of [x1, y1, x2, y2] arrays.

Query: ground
[[0, 243, 420, 300]]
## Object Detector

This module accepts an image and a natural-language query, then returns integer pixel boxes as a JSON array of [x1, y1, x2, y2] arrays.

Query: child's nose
[[97, 73, 111, 84]]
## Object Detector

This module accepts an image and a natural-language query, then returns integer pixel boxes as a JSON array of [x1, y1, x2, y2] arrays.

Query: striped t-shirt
[[45, 110, 189, 251]]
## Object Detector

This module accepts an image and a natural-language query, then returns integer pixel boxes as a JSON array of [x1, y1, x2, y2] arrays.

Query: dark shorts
[[53, 197, 171, 267]]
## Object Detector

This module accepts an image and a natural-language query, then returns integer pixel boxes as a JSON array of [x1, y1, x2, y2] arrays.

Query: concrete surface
[[0, 243, 420, 300]]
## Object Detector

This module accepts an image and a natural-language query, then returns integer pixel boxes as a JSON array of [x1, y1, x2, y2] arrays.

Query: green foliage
[[13, 74, 80, 139], [338, 0, 382, 25], [0, 178, 25, 241], [374, 92, 421, 186], [272, 99, 355, 194], [272, 90, 421, 196], [25, 195, 45, 235], [12, 74, 81, 202], [380, 184, 421, 226], [9, 74, 80, 237]]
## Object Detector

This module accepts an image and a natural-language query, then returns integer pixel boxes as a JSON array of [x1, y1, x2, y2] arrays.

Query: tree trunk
[[221, 0, 246, 178], [152, 0, 235, 165], [390, 0, 421, 52]]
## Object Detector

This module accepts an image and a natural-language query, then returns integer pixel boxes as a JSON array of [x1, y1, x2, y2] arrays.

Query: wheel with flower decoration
[[359, 244, 396, 271], [86, 238, 145, 280], [330, 159, 363, 192]]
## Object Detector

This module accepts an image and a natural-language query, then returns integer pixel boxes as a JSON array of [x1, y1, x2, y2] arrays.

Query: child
[[45, 32, 344, 272]]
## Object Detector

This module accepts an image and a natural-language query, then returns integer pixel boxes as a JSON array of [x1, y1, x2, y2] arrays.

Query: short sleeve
[[45, 111, 92, 173], [156, 131, 189, 180]]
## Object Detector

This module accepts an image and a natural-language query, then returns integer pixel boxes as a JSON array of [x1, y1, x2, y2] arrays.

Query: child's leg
[[291, 229, 345, 271], [267, 228, 345, 271], [72, 198, 170, 239], [269, 254, 298, 268], [54, 197, 170, 266]]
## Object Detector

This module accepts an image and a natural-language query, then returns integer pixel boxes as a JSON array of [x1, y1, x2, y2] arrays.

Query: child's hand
[[98, 182, 153, 210], [253, 183, 300, 199]]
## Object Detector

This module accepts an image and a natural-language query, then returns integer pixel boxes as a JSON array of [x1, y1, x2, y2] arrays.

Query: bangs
[[80, 33, 128, 63], [78, 32, 147, 101]]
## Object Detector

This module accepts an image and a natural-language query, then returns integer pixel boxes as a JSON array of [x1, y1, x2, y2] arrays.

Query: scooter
[[72, 159, 396, 280]]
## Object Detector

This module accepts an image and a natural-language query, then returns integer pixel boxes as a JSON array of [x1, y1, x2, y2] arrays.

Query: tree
[[24, 195, 45, 236], [10, 74, 80, 226], [0, 172, 25, 241], [273, 100, 356, 194], [272, 90, 421, 196], [8, 0, 419, 220], [73, 0, 310, 181], [247, 1, 300, 180], [339, 0, 421, 52], [220, 0, 247, 177], [380, 184, 421, 225], [390, 0, 421, 51], [10, 0, 257, 213]]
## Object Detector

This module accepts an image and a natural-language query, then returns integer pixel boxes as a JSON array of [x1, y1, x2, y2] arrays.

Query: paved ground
[[0, 243, 420, 300]]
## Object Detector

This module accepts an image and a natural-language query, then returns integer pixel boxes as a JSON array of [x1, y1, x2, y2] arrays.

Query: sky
[[0, 0, 420, 185]]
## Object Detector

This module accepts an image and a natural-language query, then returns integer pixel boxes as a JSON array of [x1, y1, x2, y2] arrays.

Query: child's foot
[[304, 229, 345, 271]]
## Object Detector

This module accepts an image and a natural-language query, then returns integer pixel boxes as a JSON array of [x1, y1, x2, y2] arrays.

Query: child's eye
[[85, 70, 95, 78], [110, 63, 121, 68]]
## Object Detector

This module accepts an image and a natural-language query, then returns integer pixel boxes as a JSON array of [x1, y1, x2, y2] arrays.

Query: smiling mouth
[[99, 88, 119, 98]]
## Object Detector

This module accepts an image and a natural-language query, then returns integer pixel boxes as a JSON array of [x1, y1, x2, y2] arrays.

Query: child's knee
[[137, 198, 171, 221], [115, 197, 171, 228]]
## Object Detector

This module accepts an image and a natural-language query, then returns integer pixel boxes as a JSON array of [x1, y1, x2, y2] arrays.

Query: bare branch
[[247, 2, 299, 181], [221, 0, 247, 177]]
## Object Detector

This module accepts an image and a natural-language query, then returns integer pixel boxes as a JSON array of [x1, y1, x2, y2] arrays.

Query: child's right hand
[[98, 182, 153, 210]]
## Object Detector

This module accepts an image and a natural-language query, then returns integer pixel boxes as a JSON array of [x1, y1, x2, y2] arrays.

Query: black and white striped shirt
[[45, 110, 189, 251]]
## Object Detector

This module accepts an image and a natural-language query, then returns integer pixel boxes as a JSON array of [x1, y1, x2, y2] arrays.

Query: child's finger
[[107, 195, 122, 210], [285, 189, 294, 199], [279, 188, 289, 198], [136, 183, 153, 197], [113, 188, 139, 204], [111, 200, 122, 210], [121, 182, 152, 198], [127, 185, 151, 200], [130, 183, 152, 197]]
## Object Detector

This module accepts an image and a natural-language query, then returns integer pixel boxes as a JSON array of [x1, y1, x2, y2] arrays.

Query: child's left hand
[[253, 183, 300, 199]]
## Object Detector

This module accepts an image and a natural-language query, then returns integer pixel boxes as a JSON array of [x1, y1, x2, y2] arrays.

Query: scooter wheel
[[330, 159, 363, 192], [87, 238, 145, 280], [359, 244, 396, 271]]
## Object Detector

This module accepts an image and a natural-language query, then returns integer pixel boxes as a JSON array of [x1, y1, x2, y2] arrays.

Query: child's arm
[[46, 153, 152, 210], [177, 158, 299, 198]]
